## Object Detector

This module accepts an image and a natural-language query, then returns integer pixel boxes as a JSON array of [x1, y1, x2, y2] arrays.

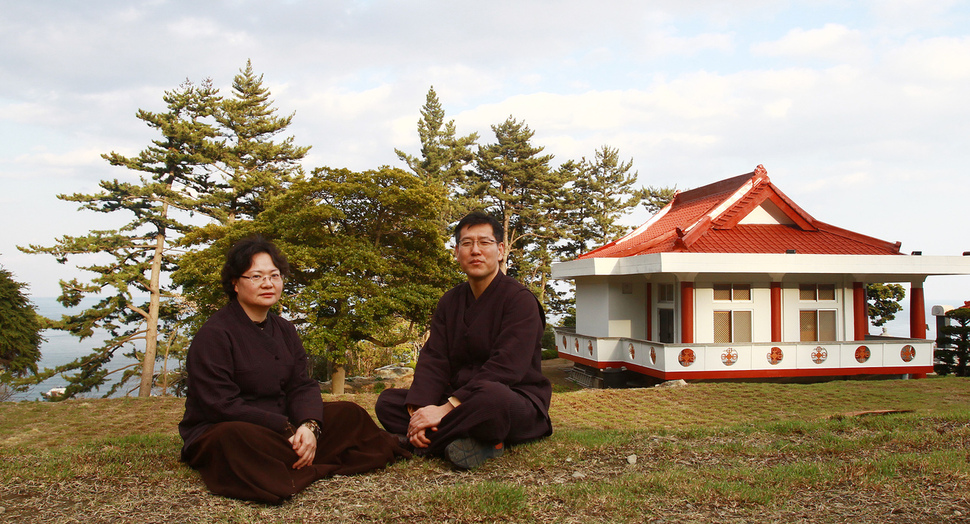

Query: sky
[[2, 0, 970, 334]]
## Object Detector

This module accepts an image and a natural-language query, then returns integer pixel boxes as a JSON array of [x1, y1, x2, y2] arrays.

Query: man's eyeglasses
[[458, 238, 497, 250], [238, 273, 284, 285]]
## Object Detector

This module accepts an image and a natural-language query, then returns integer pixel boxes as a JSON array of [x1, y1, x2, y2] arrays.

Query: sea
[[9, 297, 144, 402]]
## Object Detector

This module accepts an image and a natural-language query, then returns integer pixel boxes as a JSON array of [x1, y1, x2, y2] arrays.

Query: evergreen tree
[[179, 166, 461, 391], [395, 86, 478, 229], [866, 283, 906, 328], [557, 146, 648, 259], [469, 116, 570, 305], [175, 62, 312, 328], [936, 303, 970, 376], [200, 60, 310, 224], [641, 185, 678, 215], [0, 265, 45, 388], [551, 147, 676, 320], [20, 80, 220, 399]]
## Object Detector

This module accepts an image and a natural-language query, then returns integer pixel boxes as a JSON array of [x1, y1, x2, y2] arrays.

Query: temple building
[[551, 165, 970, 387]]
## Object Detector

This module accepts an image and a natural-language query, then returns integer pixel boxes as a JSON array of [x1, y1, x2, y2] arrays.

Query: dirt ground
[[541, 357, 577, 388]]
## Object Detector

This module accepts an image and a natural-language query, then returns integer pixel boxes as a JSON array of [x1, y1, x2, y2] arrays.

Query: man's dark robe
[[179, 300, 407, 503], [376, 272, 553, 454]]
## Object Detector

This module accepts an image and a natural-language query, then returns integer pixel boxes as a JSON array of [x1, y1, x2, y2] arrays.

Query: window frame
[[658, 283, 675, 303], [799, 283, 836, 302], [713, 309, 753, 343], [713, 283, 752, 302], [799, 309, 838, 342]]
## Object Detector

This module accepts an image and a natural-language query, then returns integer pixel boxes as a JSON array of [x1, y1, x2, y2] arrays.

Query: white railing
[[553, 328, 933, 377]]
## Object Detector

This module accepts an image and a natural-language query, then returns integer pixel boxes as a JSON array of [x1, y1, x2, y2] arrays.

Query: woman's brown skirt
[[183, 401, 410, 504]]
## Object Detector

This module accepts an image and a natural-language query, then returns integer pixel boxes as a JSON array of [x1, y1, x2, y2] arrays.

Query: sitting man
[[375, 211, 553, 469]]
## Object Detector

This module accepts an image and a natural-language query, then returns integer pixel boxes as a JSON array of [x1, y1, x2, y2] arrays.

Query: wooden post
[[646, 282, 653, 341], [853, 282, 868, 341], [909, 284, 926, 339], [770, 282, 782, 342], [680, 281, 694, 344]]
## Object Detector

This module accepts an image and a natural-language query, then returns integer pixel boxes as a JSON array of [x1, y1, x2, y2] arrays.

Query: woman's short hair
[[221, 235, 291, 300], [454, 211, 504, 244]]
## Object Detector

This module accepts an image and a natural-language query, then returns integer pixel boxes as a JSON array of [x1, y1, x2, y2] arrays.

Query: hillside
[[1, 375, 969, 523]]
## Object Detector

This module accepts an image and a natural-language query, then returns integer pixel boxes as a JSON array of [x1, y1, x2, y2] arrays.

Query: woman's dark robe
[[179, 300, 408, 503]]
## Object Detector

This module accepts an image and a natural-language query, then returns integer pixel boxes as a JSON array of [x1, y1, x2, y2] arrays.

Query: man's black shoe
[[444, 438, 504, 469]]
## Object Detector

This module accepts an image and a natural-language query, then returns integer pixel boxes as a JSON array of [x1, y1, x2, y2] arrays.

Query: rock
[[321, 365, 415, 393], [374, 365, 414, 382], [42, 387, 67, 399], [373, 365, 415, 389], [627, 454, 637, 465], [655, 379, 688, 388], [572, 471, 586, 479]]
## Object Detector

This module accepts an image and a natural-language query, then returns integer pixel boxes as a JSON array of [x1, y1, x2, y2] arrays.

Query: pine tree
[[866, 283, 906, 327], [0, 266, 44, 383], [936, 304, 970, 376], [557, 146, 647, 259], [175, 62, 312, 326], [395, 86, 478, 229], [185, 165, 462, 392], [20, 80, 220, 398], [201, 60, 310, 224], [469, 116, 569, 305]]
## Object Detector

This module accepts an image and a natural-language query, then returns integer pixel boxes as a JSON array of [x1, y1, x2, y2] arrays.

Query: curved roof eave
[[552, 252, 970, 281]]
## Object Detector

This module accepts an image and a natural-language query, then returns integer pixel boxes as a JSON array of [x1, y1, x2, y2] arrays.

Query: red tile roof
[[580, 165, 901, 258]]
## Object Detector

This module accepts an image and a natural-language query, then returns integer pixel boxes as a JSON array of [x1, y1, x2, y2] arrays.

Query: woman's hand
[[288, 425, 317, 469]]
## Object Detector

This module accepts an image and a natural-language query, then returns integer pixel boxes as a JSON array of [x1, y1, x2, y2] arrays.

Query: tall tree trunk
[[331, 364, 346, 394], [139, 207, 167, 397], [501, 214, 511, 274]]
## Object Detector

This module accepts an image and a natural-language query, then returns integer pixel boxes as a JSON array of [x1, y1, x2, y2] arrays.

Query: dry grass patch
[[1, 375, 969, 523]]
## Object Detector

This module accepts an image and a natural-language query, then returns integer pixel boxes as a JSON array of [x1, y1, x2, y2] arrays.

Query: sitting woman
[[179, 236, 409, 503]]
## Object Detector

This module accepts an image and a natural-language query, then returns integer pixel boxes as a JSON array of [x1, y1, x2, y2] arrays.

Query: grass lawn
[[1, 371, 969, 523]]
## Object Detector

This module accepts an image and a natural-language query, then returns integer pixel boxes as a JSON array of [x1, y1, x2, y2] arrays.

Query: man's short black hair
[[221, 235, 291, 300], [454, 211, 504, 244]]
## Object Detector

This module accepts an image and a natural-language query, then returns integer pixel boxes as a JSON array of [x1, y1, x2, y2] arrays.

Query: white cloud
[[641, 31, 736, 58], [864, 0, 964, 35], [166, 17, 252, 46], [1, 0, 969, 303], [883, 36, 970, 82], [8, 148, 105, 173], [752, 23, 870, 64], [763, 98, 793, 118]]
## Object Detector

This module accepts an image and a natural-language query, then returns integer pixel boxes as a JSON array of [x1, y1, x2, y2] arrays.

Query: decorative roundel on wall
[[574, 339, 580, 353], [767, 347, 784, 365], [678, 348, 695, 367], [855, 345, 871, 364], [629, 343, 636, 359], [811, 346, 828, 365], [650, 346, 657, 364], [721, 348, 738, 366], [588, 341, 594, 355], [901, 345, 916, 363], [562, 336, 567, 351]]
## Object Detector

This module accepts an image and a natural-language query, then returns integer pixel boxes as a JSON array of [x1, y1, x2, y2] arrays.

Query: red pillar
[[910, 284, 926, 339], [770, 282, 782, 342], [853, 282, 868, 341], [680, 281, 694, 344], [646, 282, 653, 341]]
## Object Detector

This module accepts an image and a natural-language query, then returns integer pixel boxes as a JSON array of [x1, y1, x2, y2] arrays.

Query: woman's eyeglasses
[[238, 273, 283, 285]]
